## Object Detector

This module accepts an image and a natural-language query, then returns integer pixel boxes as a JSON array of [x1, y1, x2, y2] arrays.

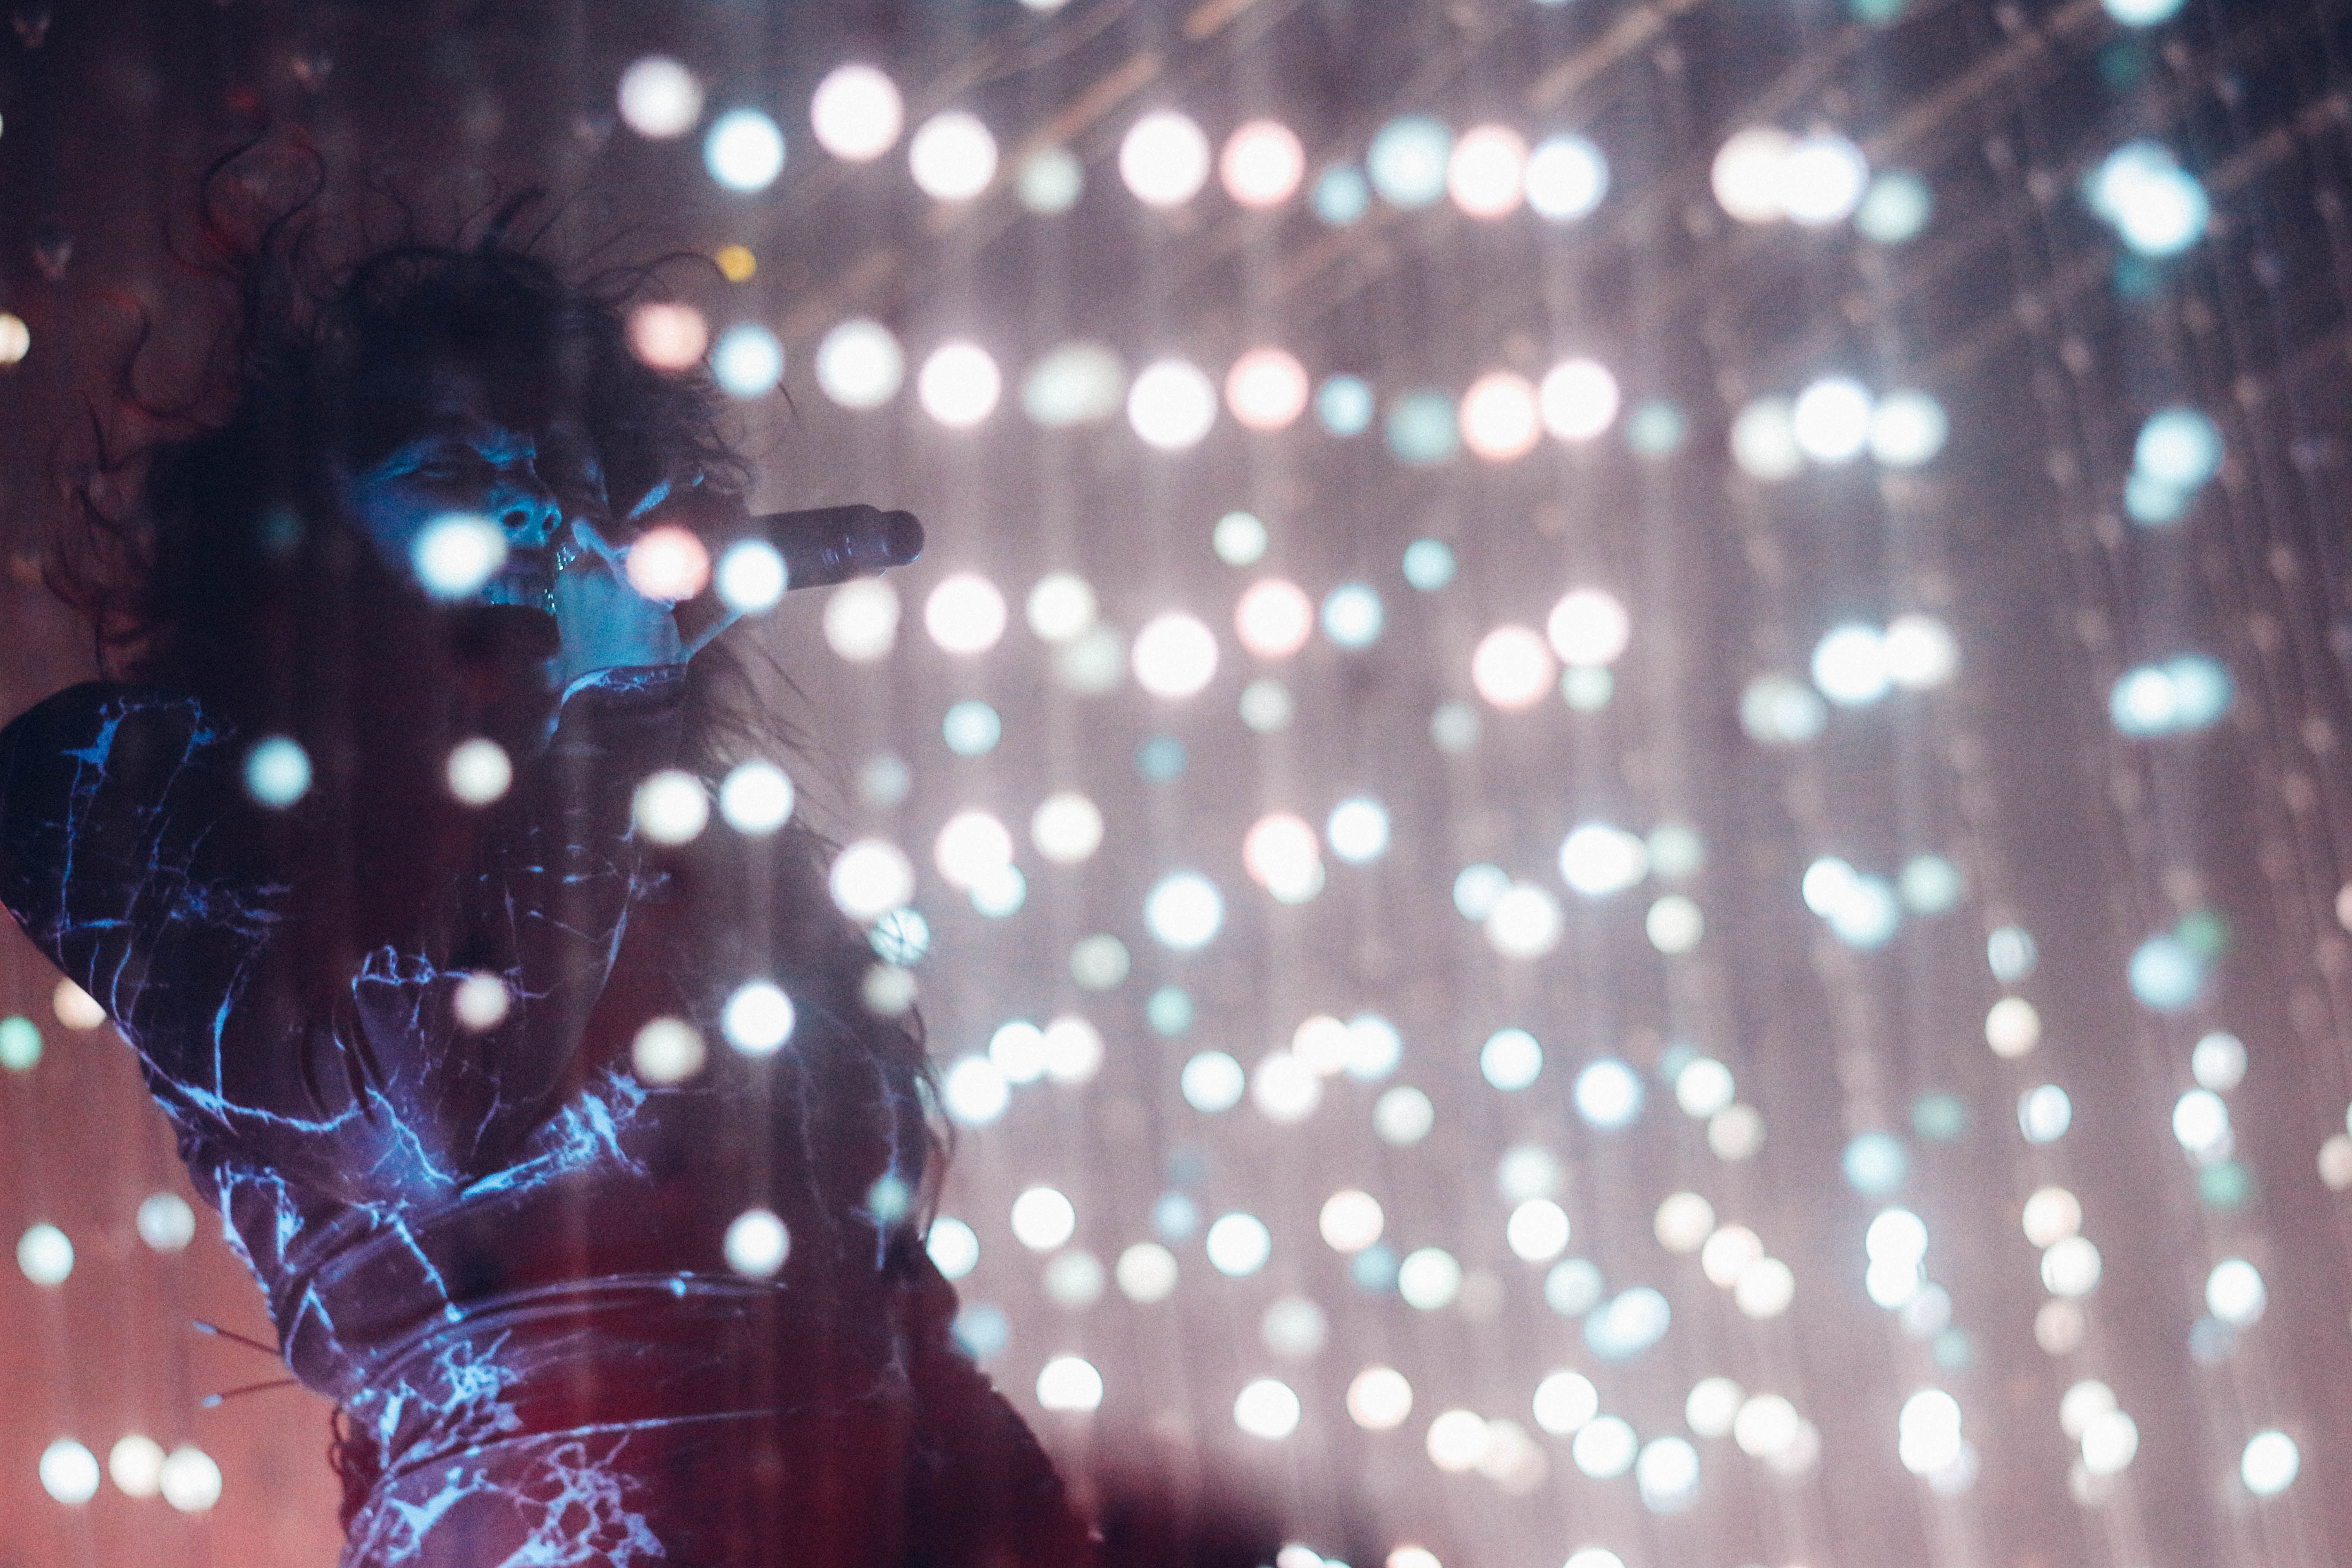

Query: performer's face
[[344, 375, 610, 609]]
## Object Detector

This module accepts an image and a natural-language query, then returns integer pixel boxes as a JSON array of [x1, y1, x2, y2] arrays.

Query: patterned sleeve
[[0, 671, 685, 1199]]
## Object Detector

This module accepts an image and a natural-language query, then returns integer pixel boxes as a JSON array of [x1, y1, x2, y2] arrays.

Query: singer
[[0, 208, 1090, 1566]]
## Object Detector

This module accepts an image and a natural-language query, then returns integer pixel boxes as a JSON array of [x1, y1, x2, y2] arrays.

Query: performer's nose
[[498, 486, 562, 549]]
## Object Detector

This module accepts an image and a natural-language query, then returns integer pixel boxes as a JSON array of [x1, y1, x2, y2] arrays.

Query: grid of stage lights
[[8, 3, 2335, 1562]]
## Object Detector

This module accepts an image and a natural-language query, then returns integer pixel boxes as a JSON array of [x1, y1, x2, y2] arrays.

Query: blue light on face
[[1317, 375, 1375, 436], [1367, 114, 1452, 207]]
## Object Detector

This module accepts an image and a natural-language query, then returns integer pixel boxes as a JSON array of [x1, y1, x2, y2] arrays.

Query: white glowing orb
[[1037, 1355, 1104, 1413], [941, 1056, 1009, 1126], [1713, 127, 1795, 223], [1025, 573, 1097, 642], [809, 63, 903, 162], [1145, 870, 1225, 950], [1221, 119, 1305, 208], [1233, 1378, 1300, 1439], [1119, 110, 1211, 207], [1884, 613, 1960, 689], [1446, 124, 1526, 218], [1559, 824, 1648, 897], [1132, 611, 1220, 698], [617, 57, 702, 139], [1244, 813, 1324, 903], [631, 1017, 706, 1085], [1734, 1256, 1796, 1318], [1326, 797, 1390, 865], [633, 769, 710, 845], [1507, 1198, 1571, 1262], [1546, 588, 1631, 667], [908, 111, 997, 201], [714, 538, 787, 614], [932, 810, 1013, 892], [712, 323, 784, 399], [624, 526, 710, 602], [1398, 1247, 1463, 1310], [1348, 1366, 1415, 1430], [1319, 1190, 1385, 1253], [815, 318, 904, 409], [1022, 341, 1125, 426], [1870, 389, 1949, 466], [1779, 132, 1868, 226], [2242, 1430, 2300, 1496], [1472, 625, 1558, 709], [1574, 1057, 1645, 1128], [1206, 1211, 1273, 1276], [1042, 1016, 1105, 1084], [1792, 377, 1874, 464], [823, 578, 899, 662], [922, 572, 1007, 656], [1117, 1242, 1178, 1302], [1534, 1371, 1600, 1435], [2105, 0, 2186, 20], [1225, 347, 1311, 431], [1426, 1409, 1491, 1472], [451, 972, 512, 1033], [2041, 1235, 2101, 1296], [1253, 1051, 1322, 1124], [238, 735, 311, 811], [704, 109, 785, 193], [1731, 397, 1802, 480], [1526, 134, 1608, 220], [1127, 358, 1219, 450], [1460, 371, 1541, 460], [40, 1438, 98, 1504], [1008, 1186, 1076, 1252], [1539, 358, 1620, 441], [1811, 623, 1893, 706], [1032, 792, 1105, 864], [135, 1193, 195, 1252], [412, 512, 506, 600], [918, 340, 1002, 429], [444, 738, 511, 806], [921, 1217, 979, 1282], [1987, 997, 2043, 1059], [2087, 140, 2209, 257], [17, 1222, 70, 1285], [1182, 1050, 1246, 1112], [1898, 1390, 1964, 1476], [109, 1434, 165, 1498], [2082, 1409, 2139, 1476], [0, 313, 28, 365], [1234, 579, 1315, 660], [52, 977, 105, 1030], [1213, 510, 1270, 565], [720, 980, 795, 1056], [1572, 1416, 1637, 1478], [1375, 1085, 1436, 1145], [1486, 883, 1564, 959], [830, 838, 916, 922], [725, 1207, 791, 1277]]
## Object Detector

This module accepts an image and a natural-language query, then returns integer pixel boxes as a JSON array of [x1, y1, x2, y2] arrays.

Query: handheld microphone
[[755, 505, 925, 590]]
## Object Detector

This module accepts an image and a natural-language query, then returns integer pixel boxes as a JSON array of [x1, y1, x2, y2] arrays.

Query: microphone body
[[754, 505, 925, 590]]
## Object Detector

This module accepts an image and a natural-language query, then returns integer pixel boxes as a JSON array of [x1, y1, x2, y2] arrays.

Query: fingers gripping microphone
[[756, 505, 925, 590]]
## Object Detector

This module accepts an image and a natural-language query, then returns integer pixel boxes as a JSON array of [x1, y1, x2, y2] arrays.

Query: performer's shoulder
[[0, 681, 230, 809]]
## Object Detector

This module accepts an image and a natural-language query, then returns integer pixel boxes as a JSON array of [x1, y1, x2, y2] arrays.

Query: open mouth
[[477, 548, 555, 609]]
